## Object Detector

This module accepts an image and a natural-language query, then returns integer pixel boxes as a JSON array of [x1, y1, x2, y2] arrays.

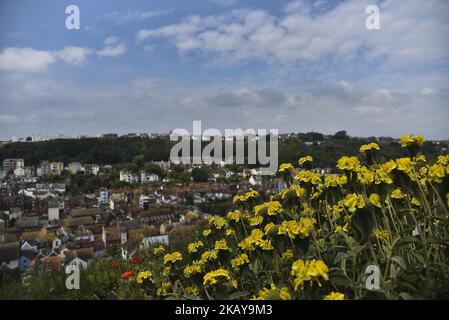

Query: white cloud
[[0, 47, 56, 73], [97, 37, 127, 57], [54, 46, 91, 65], [136, 0, 449, 68], [100, 8, 174, 25], [0, 46, 91, 73]]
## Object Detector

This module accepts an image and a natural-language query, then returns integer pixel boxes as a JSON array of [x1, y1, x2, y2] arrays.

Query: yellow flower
[[400, 134, 424, 147], [396, 157, 413, 174], [201, 249, 219, 262], [214, 239, 231, 252], [249, 215, 264, 226], [227, 210, 242, 222], [337, 156, 360, 171], [344, 193, 366, 212], [202, 229, 212, 237], [267, 201, 282, 216], [163, 252, 183, 264], [183, 260, 204, 278], [153, 245, 165, 255], [291, 184, 307, 197], [369, 193, 381, 207], [357, 166, 374, 185], [209, 216, 227, 229], [187, 241, 204, 254], [335, 224, 348, 233], [278, 217, 316, 239], [252, 283, 290, 300], [264, 222, 276, 234], [203, 268, 231, 287], [162, 266, 171, 276], [278, 163, 294, 173], [324, 175, 347, 188], [391, 188, 406, 199], [136, 271, 153, 284], [298, 155, 313, 166], [281, 249, 294, 261], [231, 253, 250, 270], [411, 197, 421, 207], [437, 155, 449, 166], [291, 259, 329, 291], [259, 239, 274, 251], [156, 281, 172, 297], [381, 160, 397, 173], [323, 292, 345, 300], [428, 164, 445, 183], [233, 190, 259, 204], [374, 229, 390, 240], [279, 287, 291, 300], [359, 142, 380, 154], [225, 228, 235, 236], [294, 170, 322, 185], [185, 285, 199, 295]]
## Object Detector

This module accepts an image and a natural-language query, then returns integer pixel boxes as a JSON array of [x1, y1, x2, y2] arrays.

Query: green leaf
[[229, 291, 250, 300], [390, 256, 407, 270]]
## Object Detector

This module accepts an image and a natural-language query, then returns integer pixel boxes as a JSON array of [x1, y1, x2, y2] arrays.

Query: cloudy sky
[[0, 0, 448, 140]]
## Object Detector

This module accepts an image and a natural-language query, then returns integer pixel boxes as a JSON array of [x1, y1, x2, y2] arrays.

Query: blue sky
[[0, 0, 448, 139]]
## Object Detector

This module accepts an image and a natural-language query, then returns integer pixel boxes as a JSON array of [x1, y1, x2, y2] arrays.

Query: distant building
[[68, 162, 83, 174], [3, 158, 24, 172], [84, 164, 100, 175]]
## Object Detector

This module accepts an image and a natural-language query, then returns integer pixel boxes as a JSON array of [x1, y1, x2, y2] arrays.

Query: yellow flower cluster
[[183, 260, 204, 278], [239, 229, 273, 251], [344, 193, 366, 212], [252, 283, 291, 300], [253, 201, 283, 216], [359, 142, 380, 154], [227, 210, 242, 222], [278, 217, 316, 239], [298, 155, 313, 166], [153, 245, 165, 255], [203, 268, 231, 287], [400, 134, 424, 147], [231, 253, 250, 270], [136, 271, 153, 284], [278, 162, 294, 172], [163, 251, 183, 264], [214, 239, 231, 252], [187, 241, 204, 254], [374, 229, 390, 240], [209, 216, 227, 229], [323, 292, 345, 300], [324, 175, 347, 188], [294, 170, 322, 185], [337, 156, 360, 171], [291, 259, 329, 290], [233, 190, 260, 204]]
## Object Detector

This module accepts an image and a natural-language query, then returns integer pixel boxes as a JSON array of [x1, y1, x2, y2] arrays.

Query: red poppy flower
[[129, 256, 141, 264], [112, 262, 120, 270], [121, 271, 133, 280]]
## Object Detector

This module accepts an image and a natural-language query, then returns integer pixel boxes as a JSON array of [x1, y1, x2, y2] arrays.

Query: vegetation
[[107, 135, 449, 300], [1, 133, 445, 168], [1, 134, 448, 300]]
